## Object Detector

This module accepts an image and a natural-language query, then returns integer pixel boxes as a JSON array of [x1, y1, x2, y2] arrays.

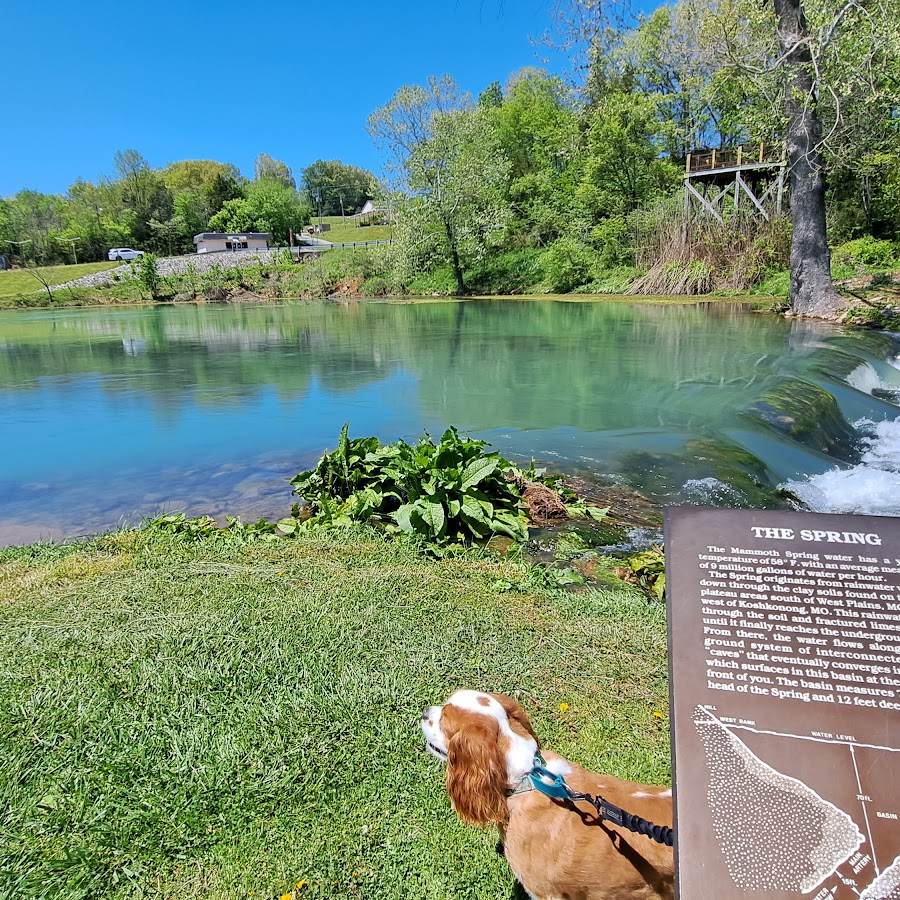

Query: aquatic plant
[[289, 424, 530, 543]]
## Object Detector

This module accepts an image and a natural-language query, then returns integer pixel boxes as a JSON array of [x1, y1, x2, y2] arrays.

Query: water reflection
[[0, 299, 897, 543]]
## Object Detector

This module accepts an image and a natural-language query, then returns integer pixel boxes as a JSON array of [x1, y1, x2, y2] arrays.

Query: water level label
[[665, 507, 900, 900]]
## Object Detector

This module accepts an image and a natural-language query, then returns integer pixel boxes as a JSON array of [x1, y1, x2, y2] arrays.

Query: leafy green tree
[[6, 190, 67, 264], [113, 149, 173, 246], [161, 160, 245, 224], [207, 180, 311, 245], [301, 160, 375, 216], [576, 90, 680, 221], [161, 160, 244, 196], [368, 77, 510, 294], [478, 81, 503, 108], [254, 153, 296, 190], [491, 69, 579, 246], [136, 252, 161, 299]]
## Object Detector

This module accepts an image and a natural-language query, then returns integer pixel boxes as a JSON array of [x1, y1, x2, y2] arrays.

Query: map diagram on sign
[[694, 705, 899, 897]]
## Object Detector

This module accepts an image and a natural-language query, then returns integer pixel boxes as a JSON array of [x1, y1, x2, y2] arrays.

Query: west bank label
[[665, 507, 900, 900]]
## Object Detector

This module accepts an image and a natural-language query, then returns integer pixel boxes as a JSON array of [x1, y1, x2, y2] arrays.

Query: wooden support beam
[[685, 180, 724, 224], [736, 172, 770, 221]]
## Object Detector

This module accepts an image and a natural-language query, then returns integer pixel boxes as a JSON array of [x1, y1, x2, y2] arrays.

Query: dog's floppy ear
[[445, 713, 509, 826]]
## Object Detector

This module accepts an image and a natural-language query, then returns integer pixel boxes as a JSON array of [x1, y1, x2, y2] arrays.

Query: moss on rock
[[743, 378, 859, 462], [621, 437, 785, 509]]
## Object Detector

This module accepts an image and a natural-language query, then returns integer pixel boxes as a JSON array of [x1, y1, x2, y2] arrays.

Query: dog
[[421, 690, 674, 900]]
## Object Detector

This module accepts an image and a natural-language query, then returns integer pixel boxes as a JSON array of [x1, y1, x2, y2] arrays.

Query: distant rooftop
[[193, 232, 270, 242]]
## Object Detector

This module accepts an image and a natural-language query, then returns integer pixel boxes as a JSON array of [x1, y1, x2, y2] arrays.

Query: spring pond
[[2, 297, 900, 545]]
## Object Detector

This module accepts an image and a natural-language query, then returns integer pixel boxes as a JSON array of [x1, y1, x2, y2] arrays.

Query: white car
[[108, 248, 144, 261]]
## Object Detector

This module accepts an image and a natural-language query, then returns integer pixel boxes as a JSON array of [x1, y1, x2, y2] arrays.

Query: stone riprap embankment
[[54, 250, 296, 290]]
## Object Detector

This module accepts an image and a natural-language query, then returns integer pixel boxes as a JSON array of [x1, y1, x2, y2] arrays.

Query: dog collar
[[508, 752, 571, 801]]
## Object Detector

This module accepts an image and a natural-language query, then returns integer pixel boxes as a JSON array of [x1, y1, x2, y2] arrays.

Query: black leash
[[565, 787, 674, 847]]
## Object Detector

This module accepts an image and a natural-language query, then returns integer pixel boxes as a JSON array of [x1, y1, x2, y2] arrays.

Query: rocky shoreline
[[53, 249, 296, 290]]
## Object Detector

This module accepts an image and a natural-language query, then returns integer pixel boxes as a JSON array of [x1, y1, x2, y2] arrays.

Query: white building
[[193, 232, 270, 254]]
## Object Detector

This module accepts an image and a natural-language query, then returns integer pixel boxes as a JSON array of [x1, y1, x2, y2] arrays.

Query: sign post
[[666, 507, 900, 899]]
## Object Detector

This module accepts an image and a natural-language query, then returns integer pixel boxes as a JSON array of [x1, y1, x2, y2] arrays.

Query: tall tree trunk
[[443, 217, 466, 295], [773, 0, 844, 319]]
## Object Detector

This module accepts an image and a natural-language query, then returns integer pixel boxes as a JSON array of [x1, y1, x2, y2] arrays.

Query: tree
[[161, 160, 245, 224], [478, 81, 504, 108], [6, 190, 66, 264], [368, 77, 510, 294], [254, 153, 296, 190], [113, 149, 172, 246], [207, 179, 311, 245], [301, 160, 375, 216], [553, 0, 899, 318], [577, 89, 680, 221], [136, 252, 161, 300], [490, 69, 580, 246]]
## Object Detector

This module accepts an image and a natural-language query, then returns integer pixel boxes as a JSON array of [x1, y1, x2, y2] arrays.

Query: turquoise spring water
[[2, 298, 900, 544]]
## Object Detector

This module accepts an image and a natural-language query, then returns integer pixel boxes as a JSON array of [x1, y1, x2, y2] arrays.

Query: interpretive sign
[[665, 507, 900, 900]]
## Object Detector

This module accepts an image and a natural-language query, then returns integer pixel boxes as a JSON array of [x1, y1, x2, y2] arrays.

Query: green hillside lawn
[[0, 524, 670, 899], [0, 262, 118, 299], [306, 216, 393, 245]]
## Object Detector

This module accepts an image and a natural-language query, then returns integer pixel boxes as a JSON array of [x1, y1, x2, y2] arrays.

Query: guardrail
[[294, 239, 394, 252]]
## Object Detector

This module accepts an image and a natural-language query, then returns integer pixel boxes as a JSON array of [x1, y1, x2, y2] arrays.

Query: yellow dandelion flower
[[559, 702, 570, 712], [280, 893, 292, 900], [652, 711, 665, 718], [296, 881, 307, 890]]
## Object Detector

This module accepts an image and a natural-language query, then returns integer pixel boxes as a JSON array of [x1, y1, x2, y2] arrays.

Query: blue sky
[[1, 0, 576, 196]]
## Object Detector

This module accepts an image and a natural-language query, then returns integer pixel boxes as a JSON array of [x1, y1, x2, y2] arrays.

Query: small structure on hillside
[[683, 143, 787, 224], [0, 254, 10, 271], [348, 200, 381, 225], [193, 232, 270, 254]]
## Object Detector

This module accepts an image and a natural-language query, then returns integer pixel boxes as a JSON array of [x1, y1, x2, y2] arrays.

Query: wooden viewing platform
[[683, 142, 787, 224]]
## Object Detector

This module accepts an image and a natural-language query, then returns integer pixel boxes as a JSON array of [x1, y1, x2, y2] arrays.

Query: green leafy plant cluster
[[134, 252, 162, 300], [833, 237, 899, 270], [842, 303, 900, 329], [289, 424, 529, 543], [629, 547, 667, 601]]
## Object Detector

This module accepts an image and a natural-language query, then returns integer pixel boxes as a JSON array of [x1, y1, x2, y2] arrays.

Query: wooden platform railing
[[685, 143, 783, 174]]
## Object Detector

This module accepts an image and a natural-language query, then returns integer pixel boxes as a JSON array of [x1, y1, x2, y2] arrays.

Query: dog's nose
[[421, 708, 429, 721]]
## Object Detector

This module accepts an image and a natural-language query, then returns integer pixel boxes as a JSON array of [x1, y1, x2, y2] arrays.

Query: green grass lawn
[[305, 220, 393, 245], [0, 262, 118, 299], [0, 525, 669, 899]]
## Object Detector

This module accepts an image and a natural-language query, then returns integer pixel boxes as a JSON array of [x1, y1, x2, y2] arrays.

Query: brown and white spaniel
[[421, 690, 674, 900]]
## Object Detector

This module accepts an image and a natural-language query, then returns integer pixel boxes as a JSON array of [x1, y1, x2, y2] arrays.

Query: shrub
[[135, 252, 161, 300], [289, 424, 529, 544], [541, 236, 594, 293], [590, 216, 633, 268], [833, 237, 899, 270]]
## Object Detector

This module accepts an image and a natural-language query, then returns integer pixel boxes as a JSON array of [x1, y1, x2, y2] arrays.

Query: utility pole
[[3, 239, 33, 266], [312, 188, 323, 232], [95, 207, 105, 259], [60, 238, 78, 265]]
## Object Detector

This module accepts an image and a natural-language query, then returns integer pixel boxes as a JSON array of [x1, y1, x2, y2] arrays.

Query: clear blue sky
[[1, 0, 580, 196]]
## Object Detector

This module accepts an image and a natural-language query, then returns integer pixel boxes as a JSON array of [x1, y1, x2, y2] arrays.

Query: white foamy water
[[846, 362, 900, 401], [847, 362, 888, 395], [780, 418, 900, 515], [682, 477, 744, 505]]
